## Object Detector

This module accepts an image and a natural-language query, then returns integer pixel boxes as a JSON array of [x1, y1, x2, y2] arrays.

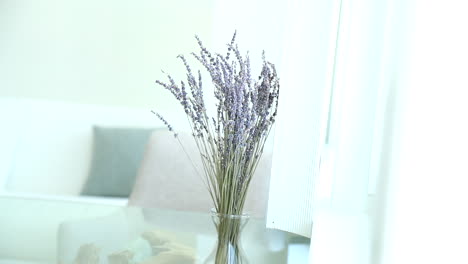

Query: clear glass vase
[[203, 209, 250, 264]]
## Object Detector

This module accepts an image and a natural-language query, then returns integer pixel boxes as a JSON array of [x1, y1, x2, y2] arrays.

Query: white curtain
[[309, 0, 418, 262], [209, 0, 403, 239], [260, 0, 414, 262], [314, 0, 468, 263], [376, 0, 468, 263], [265, 0, 402, 242]]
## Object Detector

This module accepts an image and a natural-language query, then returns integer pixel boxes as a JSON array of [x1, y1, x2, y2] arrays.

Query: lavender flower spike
[[154, 32, 280, 216], [151, 110, 178, 138]]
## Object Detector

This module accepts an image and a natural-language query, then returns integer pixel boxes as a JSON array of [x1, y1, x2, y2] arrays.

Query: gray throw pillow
[[81, 126, 155, 197]]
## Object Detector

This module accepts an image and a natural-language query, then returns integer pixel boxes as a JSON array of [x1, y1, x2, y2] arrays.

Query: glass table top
[[0, 196, 310, 264]]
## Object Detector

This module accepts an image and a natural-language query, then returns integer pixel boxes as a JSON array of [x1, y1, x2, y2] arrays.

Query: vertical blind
[[266, 0, 343, 237]]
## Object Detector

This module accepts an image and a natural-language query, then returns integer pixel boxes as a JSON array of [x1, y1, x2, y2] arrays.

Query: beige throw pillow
[[129, 130, 273, 217]]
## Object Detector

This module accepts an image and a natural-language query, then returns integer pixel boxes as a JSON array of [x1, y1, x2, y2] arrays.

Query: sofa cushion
[[81, 126, 154, 197]]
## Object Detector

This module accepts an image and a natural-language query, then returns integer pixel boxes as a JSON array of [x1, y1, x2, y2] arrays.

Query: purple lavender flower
[[154, 32, 280, 215]]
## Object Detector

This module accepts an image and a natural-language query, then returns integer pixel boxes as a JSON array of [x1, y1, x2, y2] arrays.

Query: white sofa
[[0, 97, 162, 200], [0, 97, 165, 263]]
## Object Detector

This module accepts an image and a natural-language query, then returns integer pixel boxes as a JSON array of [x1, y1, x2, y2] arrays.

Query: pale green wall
[[0, 0, 214, 109]]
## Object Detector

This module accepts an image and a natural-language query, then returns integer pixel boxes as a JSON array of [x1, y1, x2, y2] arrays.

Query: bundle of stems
[[155, 32, 280, 216]]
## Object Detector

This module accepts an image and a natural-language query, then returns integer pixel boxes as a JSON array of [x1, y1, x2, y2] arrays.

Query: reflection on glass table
[[0, 197, 310, 264]]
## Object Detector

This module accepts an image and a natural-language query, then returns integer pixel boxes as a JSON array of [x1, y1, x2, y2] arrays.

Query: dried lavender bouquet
[[155, 32, 279, 217]]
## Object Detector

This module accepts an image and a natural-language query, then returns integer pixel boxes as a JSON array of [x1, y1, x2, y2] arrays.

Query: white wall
[[0, 0, 214, 110]]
